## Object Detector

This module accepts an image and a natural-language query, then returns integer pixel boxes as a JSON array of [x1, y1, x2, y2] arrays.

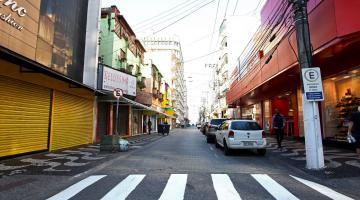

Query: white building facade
[[142, 36, 189, 126]]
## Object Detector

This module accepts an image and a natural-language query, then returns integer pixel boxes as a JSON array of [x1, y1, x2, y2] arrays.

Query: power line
[[134, 0, 197, 27], [231, 0, 264, 16], [232, 0, 239, 15], [209, 0, 221, 51], [151, 0, 216, 35], [224, 0, 230, 18], [181, 49, 221, 64], [135, 0, 203, 31]]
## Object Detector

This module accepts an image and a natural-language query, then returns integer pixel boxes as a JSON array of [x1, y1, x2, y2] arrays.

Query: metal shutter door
[[50, 90, 93, 151], [0, 76, 50, 157]]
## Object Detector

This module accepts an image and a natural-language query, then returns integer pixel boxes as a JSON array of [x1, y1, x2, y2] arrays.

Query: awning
[[97, 92, 174, 118]]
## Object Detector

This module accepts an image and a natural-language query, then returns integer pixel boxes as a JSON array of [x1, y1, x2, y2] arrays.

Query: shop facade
[[226, 0, 360, 144], [0, 0, 98, 157]]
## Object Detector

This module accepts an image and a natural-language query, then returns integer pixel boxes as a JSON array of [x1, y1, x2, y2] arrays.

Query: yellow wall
[[0, 59, 95, 100]]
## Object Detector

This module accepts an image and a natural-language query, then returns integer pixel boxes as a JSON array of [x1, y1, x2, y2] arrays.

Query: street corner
[[0, 144, 109, 178], [266, 137, 360, 179]]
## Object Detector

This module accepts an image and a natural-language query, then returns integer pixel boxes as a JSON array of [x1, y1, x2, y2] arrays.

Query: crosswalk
[[47, 173, 354, 200]]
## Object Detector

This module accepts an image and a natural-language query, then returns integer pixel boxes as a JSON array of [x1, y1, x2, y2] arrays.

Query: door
[[0, 76, 51, 157], [50, 91, 94, 151]]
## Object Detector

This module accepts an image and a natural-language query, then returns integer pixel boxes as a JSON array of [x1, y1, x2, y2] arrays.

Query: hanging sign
[[301, 67, 324, 101]]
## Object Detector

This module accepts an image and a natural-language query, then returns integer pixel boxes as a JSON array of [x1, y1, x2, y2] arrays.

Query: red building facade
[[226, 0, 360, 142]]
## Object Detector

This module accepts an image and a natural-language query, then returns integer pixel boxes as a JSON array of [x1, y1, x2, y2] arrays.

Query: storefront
[[0, 0, 96, 157], [269, 92, 299, 137], [321, 68, 360, 142], [241, 103, 261, 124]]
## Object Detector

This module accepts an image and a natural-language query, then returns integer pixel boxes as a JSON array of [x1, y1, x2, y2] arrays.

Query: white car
[[215, 120, 267, 156]]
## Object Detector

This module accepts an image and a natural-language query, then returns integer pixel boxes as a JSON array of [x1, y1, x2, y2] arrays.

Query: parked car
[[200, 122, 208, 135], [196, 123, 201, 129], [215, 120, 266, 156], [205, 118, 227, 143]]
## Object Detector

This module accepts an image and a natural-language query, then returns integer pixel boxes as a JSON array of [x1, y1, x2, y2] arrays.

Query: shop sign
[[101, 66, 136, 96], [0, 0, 27, 31], [301, 67, 324, 101]]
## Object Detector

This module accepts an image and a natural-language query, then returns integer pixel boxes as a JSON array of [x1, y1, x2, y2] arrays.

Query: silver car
[[215, 120, 267, 156]]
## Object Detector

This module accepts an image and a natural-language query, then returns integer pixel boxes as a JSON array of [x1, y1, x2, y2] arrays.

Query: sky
[[101, 0, 265, 123]]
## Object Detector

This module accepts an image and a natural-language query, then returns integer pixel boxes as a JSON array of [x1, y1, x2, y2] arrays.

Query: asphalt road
[[1, 128, 359, 200]]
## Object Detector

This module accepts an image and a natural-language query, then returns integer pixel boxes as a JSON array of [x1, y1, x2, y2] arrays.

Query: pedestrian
[[348, 106, 360, 158], [272, 108, 285, 150], [147, 119, 152, 135]]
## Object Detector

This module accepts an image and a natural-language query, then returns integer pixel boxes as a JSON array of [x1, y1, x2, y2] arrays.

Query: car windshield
[[230, 121, 261, 130], [210, 119, 227, 125]]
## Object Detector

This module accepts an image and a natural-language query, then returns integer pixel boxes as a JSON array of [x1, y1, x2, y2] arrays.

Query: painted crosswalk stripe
[[101, 174, 145, 200], [290, 175, 354, 200], [211, 174, 242, 200], [159, 174, 188, 200], [47, 175, 106, 200], [252, 174, 299, 200]]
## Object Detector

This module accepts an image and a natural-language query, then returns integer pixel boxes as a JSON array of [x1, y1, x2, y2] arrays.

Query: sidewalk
[[0, 132, 165, 178], [267, 136, 360, 178]]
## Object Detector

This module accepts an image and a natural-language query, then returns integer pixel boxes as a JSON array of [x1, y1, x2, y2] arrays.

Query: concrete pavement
[[0, 128, 359, 200]]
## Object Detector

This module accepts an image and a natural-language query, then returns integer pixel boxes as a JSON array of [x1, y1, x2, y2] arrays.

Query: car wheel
[[257, 149, 266, 156], [206, 136, 212, 143], [223, 140, 231, 156], [215, 141, 220, 148]]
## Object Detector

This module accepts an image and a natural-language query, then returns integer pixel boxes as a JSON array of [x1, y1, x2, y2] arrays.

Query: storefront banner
[[101, 66, 136, 96]]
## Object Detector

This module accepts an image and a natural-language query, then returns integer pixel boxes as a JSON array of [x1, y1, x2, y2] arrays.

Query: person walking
[[272, 108, 285, 150], [147, 119, 152, 135], [348, 106, 360, 158]]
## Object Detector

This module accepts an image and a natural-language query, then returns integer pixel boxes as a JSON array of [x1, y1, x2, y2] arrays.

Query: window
[[230, 121, 261, 130]]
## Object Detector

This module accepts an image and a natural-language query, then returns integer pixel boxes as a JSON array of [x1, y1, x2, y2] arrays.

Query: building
[[0, 0, 101, 157], [209, 16, 261, 119], [97, 6, 173, 141], [142, 36, 188, 127], [226, 0, 360, 143]]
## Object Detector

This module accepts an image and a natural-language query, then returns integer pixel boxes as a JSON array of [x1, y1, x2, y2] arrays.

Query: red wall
[[226, 0, 360, 105]]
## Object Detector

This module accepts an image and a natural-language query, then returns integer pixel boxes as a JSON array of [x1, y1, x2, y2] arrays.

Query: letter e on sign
[[113, 88, 123, 98]]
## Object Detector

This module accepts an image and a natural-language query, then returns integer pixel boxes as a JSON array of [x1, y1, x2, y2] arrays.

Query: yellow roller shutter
[[0, 76, 50, 157], [50, 90, 93, 151]]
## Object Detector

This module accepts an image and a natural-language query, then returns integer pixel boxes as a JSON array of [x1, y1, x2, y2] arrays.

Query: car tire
[[215, 141, 220, 148], [206, 136, 212, 143], [257, 149, 266, 156], [223, 140, 231, 156]]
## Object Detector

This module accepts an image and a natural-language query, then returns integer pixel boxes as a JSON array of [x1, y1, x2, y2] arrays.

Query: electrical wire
[[232, 0, 239, 15], [134, 0, 198, 27], [224, 0, 230, 18], [208, 0, 221, 51], [237, 0, 290, 78], [151, 0, 216, 35], [231, 0, 264, 16], [136, 0, 204, 32]]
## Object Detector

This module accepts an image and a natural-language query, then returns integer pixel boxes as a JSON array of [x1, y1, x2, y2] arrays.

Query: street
[[1, 128, 359, 200]]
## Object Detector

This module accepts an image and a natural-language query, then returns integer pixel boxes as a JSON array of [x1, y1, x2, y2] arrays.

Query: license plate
[[243, 141, 254, 146]]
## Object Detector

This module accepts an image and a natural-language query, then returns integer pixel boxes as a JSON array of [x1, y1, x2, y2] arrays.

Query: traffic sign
[[113, 88, 123, 98], [301, 67, 324, 101]]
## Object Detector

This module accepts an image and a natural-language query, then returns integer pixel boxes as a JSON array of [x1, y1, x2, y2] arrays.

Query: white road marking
[[252, 174, 299, 200], [214, 153, 219, 158], [159, 174, 187, 200], [47, 175, 106, 200], [210, 146, 214, 151], [101, 174, 145, 200], [290, 175, 354, 200], [212, 174, 242, 200]]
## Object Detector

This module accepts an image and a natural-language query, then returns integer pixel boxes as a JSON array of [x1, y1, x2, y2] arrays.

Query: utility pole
[[289, 0, 324, 169]]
